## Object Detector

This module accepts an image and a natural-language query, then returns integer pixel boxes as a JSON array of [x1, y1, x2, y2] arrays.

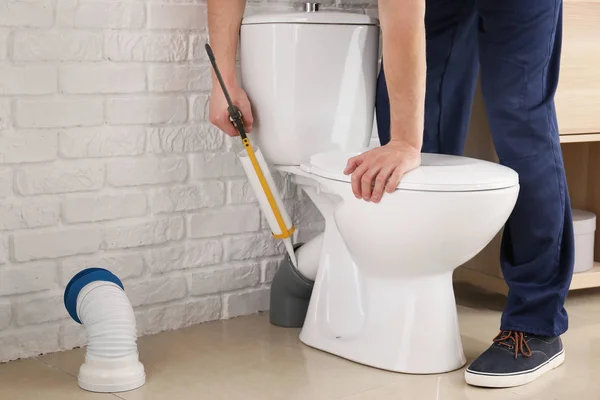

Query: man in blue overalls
[[208, 0, 574, 388]]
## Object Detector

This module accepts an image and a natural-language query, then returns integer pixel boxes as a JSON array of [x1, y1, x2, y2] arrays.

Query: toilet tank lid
[[302, 150, 520, 192], [242, 11, 378, 26]]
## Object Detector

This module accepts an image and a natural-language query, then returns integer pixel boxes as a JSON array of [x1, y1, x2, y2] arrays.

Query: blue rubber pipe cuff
[[64, 268, 124, 324]]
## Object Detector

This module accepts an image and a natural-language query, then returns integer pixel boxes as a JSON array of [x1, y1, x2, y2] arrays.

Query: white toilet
[[240, 6, 520, 374]]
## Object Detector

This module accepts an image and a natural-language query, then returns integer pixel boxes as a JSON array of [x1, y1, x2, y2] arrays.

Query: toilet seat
[[301, 150, 519, 192]]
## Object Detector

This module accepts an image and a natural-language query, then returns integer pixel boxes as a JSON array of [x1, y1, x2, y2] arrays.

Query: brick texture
[[106, 156, 188, 187], [59, 64, 146, 94], [149, 182, 225, 213], [14, 31, 103, 62], [103, 216, 185, 249], [147, 5, 207, 30], [15, 98, 104, 128], [60, 252, 146, 286], [57, 1, 146, 29], [0, 0, 54, 28], [59, 126, 146, 158], [0, 168, 11, 198], [0, 130, 58, 164], [106, 96, 187, 125], [105, 32, 188, 62], [0, 262, 57, 296], [145, 240, 222, 273], [12, 226, 103, 262], [0, 65, 57, 95], [63, 193, 147, 223], [0, 0, 368, 363], [15, 161, 105, 195]]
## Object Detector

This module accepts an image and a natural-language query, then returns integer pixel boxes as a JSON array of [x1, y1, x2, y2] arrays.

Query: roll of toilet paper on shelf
[[238, 147, 297, 267]]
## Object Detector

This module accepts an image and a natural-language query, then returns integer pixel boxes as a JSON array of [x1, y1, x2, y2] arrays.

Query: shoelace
[[493, 330, 532, 359]]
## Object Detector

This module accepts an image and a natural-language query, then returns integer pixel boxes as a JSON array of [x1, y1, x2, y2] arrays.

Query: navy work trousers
[[376, 0, 575, 337]]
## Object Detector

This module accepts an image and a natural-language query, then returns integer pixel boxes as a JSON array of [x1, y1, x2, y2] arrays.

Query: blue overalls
[[376, 0, 575, 337]]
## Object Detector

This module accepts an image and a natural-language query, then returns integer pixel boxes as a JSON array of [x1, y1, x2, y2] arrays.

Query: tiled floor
[[2, 283, 600, 399]]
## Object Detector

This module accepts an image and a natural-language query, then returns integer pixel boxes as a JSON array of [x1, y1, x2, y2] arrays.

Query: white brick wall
[[0, 168, 11, 198], [105, 32, 188, 62], [0, 0, 54, 28], [58, 1, 146, 29], [63, 193, 147, 223], [190, 263, 261, 296], [0, 66, 57, 95], [15, 161, 105, 195], [147, 5, 207, 30], [14, 31, 104, 62], [12, 226, 103, 262], [0, 130, 58, 163], [59, 64, 147, 94], [0, 197, 60, 230], [0, 29, 8, 60], [15, 98, 104, 128], [0, 262, 57, 296], [145, 240, 222, 273], [59, 126, 146, 158], [106, 96, 188, 125], [0, 0, 375, 363]]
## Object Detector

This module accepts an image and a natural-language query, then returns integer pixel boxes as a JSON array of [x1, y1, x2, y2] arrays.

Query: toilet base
[[299, 271, 466, 374]]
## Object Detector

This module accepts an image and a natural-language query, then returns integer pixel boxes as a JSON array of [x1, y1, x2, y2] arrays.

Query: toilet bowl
[[239, 7, 520, 374], [277, 150, 519, 374]]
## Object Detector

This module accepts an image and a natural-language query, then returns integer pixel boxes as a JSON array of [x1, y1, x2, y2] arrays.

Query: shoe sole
[[464, 350, 565, 388]]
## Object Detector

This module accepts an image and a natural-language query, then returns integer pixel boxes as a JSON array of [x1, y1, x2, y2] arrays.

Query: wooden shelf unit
[[456, 262, 600, 296], [571, 263, 600, 290]]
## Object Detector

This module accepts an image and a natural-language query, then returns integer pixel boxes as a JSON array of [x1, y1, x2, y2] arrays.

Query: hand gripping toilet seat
[[303, 150, 519, 192]]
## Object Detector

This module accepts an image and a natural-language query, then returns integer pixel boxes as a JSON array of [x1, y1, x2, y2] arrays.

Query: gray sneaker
[[465, 330, 565, 388]]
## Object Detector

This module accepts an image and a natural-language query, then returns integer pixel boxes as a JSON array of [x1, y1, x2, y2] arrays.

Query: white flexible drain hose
[[64, 268, 145, 393], [295, 233, 323, 281], [78, 281, 138, 359]]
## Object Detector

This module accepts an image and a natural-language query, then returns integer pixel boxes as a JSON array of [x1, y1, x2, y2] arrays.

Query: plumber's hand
[[209, 85, 254, 137], [344, 141, 421, 203]]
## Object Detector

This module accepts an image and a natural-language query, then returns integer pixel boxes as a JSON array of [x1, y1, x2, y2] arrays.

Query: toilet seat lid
[[302, 150, 519, 192]]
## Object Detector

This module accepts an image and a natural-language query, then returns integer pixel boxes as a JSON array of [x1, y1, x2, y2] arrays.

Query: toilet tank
[[240, 9, 380, 166]]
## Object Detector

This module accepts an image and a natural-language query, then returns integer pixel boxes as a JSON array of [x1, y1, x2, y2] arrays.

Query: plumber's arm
[[379, 0, 426, 151], [207, 0, 254, 136], [344, 0, 426, 202], [207, 0, 247, 87]]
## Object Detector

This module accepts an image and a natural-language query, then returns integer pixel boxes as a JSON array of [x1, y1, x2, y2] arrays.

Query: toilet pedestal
[[298, 224, 467, 374], [300, 265, 466, 374]]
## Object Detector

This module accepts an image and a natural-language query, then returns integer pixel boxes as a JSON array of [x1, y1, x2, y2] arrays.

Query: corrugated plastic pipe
[[64, 268, 146, 393]]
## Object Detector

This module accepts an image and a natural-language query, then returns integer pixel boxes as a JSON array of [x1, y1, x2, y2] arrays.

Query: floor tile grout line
[[34, 356, 79, 379], [334, 384, 395, 399], [35, 356, 124, 399]]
